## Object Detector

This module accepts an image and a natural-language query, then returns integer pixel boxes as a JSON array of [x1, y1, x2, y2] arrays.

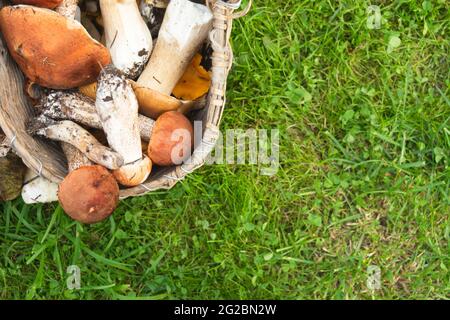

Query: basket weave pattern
[[0, 0, 244, 199]]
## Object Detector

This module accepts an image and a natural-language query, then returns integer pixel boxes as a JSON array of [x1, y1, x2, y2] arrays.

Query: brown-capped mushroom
[[58, 143, 119, 224], [0, 5, 111, 89], [28, 115, 123, 170], [147, 111, 194, 166], [95, 65, 152, 186]]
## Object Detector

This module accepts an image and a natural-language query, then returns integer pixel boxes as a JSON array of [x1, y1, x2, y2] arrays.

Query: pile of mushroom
[[0, 0, 213, 223]]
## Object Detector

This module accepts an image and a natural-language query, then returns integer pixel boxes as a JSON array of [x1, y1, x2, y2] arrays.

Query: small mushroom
[[11, 0, 63, 9], [147, 111, 194, 166], [0, 5, 111, 89], [21, 169, 59, 204], [100, 0, 153, 78], [28, 115, 124, 170], [137, 0, 213, 95], [38, 91, 155, 141], [58, 143, 119, 224], [96, 65, 152, 186]]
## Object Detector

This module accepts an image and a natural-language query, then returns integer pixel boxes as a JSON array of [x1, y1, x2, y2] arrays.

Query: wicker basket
[[0, 0, 248, 200]]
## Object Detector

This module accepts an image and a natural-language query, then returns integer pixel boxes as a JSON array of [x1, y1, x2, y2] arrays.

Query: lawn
[[0, 0, 449, 299]]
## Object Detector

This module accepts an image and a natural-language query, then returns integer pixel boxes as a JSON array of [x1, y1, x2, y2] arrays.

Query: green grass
[[1, 0, 449, 299]]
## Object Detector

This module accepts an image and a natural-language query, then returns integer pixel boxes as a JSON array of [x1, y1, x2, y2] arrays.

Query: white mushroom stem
[[61, 143, 92, 172], [137, 0, 213, 95], [56, 0, 80, 20], [100, 0, 153, 79], [96, 65, 151, 186], [39, 91, 154, 141], [21, 169, 58, 204], [29, 116, 124, 170]]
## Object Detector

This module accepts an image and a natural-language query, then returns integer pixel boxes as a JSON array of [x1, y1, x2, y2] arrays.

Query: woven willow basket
[[0, 0, 248, 200]]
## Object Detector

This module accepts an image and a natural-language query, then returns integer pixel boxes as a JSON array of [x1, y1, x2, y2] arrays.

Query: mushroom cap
[[0, 5, 111, 89], [113, 155, 152, 187], [11, 0, 63, 9], [148, 111, 194, 166], [58, 165, 119, 224], [130, 81, 185, 119]]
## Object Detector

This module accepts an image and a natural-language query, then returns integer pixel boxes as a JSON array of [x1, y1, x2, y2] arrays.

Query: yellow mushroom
[[172, 53, 211, 101]]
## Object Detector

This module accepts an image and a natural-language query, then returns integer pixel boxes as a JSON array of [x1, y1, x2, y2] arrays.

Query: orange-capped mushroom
[[0, 5, 111, 89], [172, 53, 211, 101], [58, 144, 119, 224], [148, 111, 194, 166]]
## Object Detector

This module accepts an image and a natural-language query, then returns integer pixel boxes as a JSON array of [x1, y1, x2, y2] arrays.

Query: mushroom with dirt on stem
[[28, 115, 124, 170], [39, 90, 194, 166], [100, 0, 153, 78], [58, 143, 119, 224], [95, 65, 152, 186], [38, 91, 155, 141]]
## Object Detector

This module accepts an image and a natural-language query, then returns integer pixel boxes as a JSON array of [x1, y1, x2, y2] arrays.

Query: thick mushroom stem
[[28, 116, 124, 170], [21, 169, 59, 204], [39, 91, 154, 140], [137, 0, 213, 94], [96, 65, 151, 186], [59, 143, 119, 224], [100, 0, 152, 78]]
